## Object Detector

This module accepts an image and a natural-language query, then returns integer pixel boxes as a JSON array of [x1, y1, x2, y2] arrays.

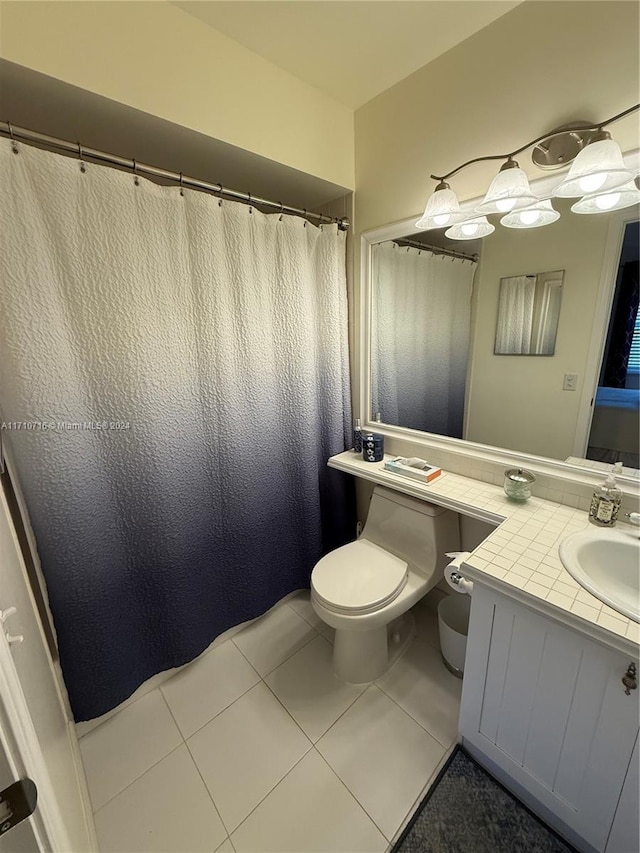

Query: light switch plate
[[563, 373, 578, 391]]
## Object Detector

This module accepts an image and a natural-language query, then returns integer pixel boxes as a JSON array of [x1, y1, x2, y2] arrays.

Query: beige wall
[[354, 1, 639, 233], [0, 1, 354, 189], [464, 200, 612, 460]]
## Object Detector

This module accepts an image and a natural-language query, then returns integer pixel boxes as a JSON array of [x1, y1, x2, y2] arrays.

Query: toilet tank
[[362, 485, 460, 577]]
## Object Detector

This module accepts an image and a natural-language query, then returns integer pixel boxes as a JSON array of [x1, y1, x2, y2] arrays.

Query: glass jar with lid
[[503, 468, 535, 501]]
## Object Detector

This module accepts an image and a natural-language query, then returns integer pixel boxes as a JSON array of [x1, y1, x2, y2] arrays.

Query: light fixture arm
[[430, 103, 640, 182]]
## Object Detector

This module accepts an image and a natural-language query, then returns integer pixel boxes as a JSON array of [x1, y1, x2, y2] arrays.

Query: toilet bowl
[[311, 485, 459, 683]]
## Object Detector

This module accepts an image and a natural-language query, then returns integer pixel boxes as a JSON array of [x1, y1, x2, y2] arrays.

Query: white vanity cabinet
[[459, 584, 639, 853]]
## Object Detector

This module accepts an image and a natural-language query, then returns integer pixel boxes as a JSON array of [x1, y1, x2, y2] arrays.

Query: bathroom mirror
[[494, 270, 564, 356], [364, 159, 640, 479]]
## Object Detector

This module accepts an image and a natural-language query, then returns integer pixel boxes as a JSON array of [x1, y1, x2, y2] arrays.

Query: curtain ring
[[133, 158, 139, 186], [7, 121, 18, 154], [78, 142, 86, 173], [179, 172, 184, 197]]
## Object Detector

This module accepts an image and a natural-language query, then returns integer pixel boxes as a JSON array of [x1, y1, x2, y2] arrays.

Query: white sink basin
[[559, 528, 640, 623]]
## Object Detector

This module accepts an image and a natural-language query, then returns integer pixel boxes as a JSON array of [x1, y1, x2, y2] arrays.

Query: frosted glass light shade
[[416, 183, 467, 230], [500, 199, 560, 229], [445, 216, 494, 240], [475, 164, 537, 214], [552, 138, 634, 198], [571, 181, 640, 214]]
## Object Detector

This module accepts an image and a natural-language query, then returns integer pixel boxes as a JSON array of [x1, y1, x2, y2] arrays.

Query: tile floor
[[79, 593, 462, 853]]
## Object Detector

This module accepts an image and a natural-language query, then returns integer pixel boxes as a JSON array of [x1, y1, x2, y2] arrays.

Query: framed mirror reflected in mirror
[[364, 162, 640, 479], [495, 270, 564, 356]]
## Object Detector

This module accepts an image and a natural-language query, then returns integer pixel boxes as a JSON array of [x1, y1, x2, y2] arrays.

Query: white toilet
[[311, 485, 460, 683]]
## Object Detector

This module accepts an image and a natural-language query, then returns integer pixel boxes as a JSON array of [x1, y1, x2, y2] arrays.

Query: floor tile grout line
[[314, 682, 456, 840], [175, 670, 314, 838], [182, 729, 234, 840], [312, 745, 392, 844], [231, 617, 319, 679], [260, 675, 319, 746], [385, 740, 457, 849], [224, 746, 313, 841], [260, 631, 370, 746], [169, 674, 261, 743], [159, 690, 229, 839], [373, 675, 459, 750], [91, 739, 186, 816]]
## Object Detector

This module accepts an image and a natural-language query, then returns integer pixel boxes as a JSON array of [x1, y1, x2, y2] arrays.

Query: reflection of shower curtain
[[0, 139, 353, 720], [495, 275, 536, 354], [371, 243, 474, 436]]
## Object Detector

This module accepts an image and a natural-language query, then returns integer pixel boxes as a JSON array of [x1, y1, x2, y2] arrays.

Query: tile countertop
[[328, 451, 639, 658]]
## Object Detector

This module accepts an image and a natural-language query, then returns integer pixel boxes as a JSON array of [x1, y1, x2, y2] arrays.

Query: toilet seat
[[311, 539, 408, 615]]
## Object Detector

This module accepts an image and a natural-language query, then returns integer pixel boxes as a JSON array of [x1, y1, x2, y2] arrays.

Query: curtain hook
[[217, 183, 223, 206], [179, 172, 184, 197], [78, 142, 86, 173], [303, 209, 307, 227], [7, 121, 18, 154], [278, 202, 284, 222], [248, 192, 252, 214], [133, 158, 139, 186]]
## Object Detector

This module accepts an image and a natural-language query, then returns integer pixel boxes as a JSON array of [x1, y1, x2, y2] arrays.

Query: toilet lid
[[312, 539, 408, 614]]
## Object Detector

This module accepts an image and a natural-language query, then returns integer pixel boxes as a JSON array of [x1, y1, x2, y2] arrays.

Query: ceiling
[[174, 1, 522, 109]]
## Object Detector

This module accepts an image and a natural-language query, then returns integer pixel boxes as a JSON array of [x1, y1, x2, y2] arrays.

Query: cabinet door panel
[[553, 646, 612, 806], [495, 610, 547, 762], [579, 660, 640, 848], [478, 605, 513, 743], [606, 735, 639, 853], [523, 627, 585, 789], [461, 587, 639, 852]]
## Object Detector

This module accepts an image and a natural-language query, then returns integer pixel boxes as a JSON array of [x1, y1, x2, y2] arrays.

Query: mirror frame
[[359, 149, 640, 490]]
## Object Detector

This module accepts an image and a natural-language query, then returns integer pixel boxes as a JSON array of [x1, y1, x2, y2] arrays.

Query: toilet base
[[333, 612, 416, 684]]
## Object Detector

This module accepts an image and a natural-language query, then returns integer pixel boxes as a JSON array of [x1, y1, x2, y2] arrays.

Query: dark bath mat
[[393, 746, 576, 853]]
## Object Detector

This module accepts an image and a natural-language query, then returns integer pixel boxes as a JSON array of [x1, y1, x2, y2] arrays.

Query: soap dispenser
[[589, 462, 623, 526]]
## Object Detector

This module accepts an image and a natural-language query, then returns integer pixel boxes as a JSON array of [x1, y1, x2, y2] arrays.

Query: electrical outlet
[[563, 373, 578, 391]]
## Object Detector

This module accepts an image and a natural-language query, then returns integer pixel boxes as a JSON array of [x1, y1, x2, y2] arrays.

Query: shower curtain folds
[[371, 242, 474, 437], [0, 139, 353, 720]]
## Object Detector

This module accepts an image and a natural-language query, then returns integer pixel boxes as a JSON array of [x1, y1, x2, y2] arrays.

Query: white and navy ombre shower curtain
[[371, 242, 474, 437], [0, 139, 353, 720]]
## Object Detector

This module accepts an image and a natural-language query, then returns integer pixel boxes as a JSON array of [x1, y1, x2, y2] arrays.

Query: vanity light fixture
[[500, 199, 561, 229], [417, 103, 639, 238], [445, 215, 494, 240], [571, 179, 640, 215], [415, 180, 467, 230], [475, 159, 537, 214], [552, 132, 635, 198]]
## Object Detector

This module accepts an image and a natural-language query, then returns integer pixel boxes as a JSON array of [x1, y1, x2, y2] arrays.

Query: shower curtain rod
[[394, 238, 478, 263], [0, 121, 351, 231]]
